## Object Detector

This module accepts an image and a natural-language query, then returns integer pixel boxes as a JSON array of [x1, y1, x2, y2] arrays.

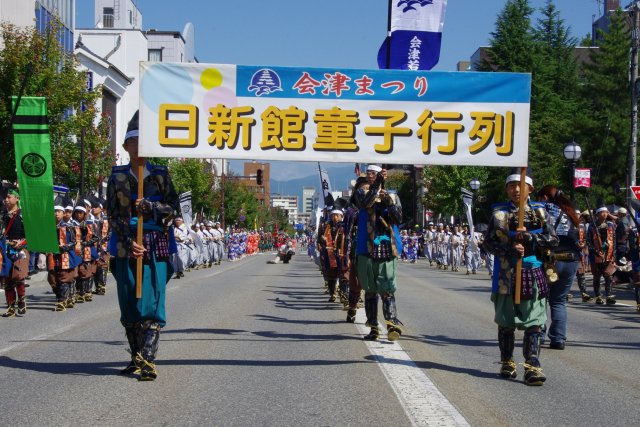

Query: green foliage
[[528, 0, 581, 189], [422, 166, 491, 223], [480, 0, 535, 72], [576, 9, 631, 205], [168, 158, 216, 216], [463, 0, 632, 217], [0, 21, 112, 191]]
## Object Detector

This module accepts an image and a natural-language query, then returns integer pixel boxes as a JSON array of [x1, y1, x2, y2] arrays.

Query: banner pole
[[136, 163, 144, 299], [514, 167, 527, 305]]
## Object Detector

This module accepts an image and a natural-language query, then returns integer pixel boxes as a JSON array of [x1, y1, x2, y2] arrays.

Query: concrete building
[[75, 0, 197, 164], [242, 162, 270, 207], [271, 195, 299, 224], [1, 0, 75, 52], [302, 187, 315, 214]]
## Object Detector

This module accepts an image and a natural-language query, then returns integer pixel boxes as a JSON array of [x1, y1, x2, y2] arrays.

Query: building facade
[[271, 195, 299, 224], [302, 186, 315, 214], [1, 0, 75, 52], [75, 0, 196, 164], [243, 162, 270, 207]]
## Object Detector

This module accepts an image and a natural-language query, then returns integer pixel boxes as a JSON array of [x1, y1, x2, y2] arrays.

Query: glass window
[[103, 7, 114, 28], [148, 49, 162, 62]]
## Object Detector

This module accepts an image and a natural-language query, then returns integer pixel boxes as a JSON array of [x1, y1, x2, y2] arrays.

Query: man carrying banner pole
[[107, 112, 178, 381], [483, 168, 558, 386]]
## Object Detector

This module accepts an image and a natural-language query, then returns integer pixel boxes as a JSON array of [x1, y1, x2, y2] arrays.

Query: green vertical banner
[[11, 96, 59, 253]]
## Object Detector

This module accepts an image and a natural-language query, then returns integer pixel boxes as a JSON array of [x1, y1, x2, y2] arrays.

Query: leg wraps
[[327, 278, 337, 297], [55, 283, 69, 302], [138, 321, 161, 362], [125, 324, 140, 357], [3, 282, 16, 305], [604, 276, 612, 297], [364, 293, 378, 326], [382, 293, 400, 325], [576, 273, 587, 293], [348, 289, 360, 309], [498, 326, 515, 362], [592, 271, 601, 296], [523, 329, 543, 367], [338, 279, 349, 299]]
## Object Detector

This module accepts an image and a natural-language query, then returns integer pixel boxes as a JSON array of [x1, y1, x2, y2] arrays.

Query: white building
[[302, 186, 315, 214], [75, 0, 199, 165], [271, 195, 299, 224]]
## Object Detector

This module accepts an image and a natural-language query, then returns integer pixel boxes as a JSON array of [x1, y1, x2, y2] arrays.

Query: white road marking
[[355, 309, 469, 427], [0, 322, 76, 356]]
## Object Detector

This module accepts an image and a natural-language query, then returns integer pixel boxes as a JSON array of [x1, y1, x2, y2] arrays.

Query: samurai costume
[[483, 172, 558, 386], [354, 165, 404, 341], [107, 115, 178, 381]]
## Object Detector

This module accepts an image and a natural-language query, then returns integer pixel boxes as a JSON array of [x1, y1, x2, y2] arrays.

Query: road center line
[[355, 309, 469, 427]]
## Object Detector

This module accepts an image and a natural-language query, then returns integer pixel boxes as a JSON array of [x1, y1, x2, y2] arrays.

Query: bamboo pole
[[514, 167, 527, 305], [136, 163, 144, 299]]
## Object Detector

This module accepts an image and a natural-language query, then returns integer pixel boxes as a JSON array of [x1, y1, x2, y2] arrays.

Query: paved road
[[1, 254, 638, 426]]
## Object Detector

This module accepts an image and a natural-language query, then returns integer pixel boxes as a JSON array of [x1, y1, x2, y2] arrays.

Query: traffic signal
[[256, 169, 263, 185]]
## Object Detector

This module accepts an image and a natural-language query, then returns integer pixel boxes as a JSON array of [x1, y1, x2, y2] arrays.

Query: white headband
[[505, 174, 533, 186], [595, 207, 608, 214], [124, 130, 139, 141], [330, 209, 343, 216], [74, 206, 87, 213], [54, 205, 64, 211], [367, 164, 382, 173]]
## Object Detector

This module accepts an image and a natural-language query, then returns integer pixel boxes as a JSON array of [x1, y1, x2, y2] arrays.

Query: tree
[[206, 173, 263, 229], [479, 1, 590, 198], [576, 9, 631, 204], [529, 0, 581, 188], [0, 21, 112, 191], [421, 166, 491, 224], [480, 0, 535, 73], [168, 158, 216, 218]]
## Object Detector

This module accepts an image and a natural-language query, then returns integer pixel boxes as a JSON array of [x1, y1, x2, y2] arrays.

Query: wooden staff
[[136, 163, 144, 299], [514, 167, 527, 304]]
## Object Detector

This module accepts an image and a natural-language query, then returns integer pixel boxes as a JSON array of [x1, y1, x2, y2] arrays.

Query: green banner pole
[[11, 96, 59, 253]]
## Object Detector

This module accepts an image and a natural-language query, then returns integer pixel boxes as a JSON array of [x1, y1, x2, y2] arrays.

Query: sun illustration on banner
[[200, 68, 223, 90], [201, 67, 238, 110]]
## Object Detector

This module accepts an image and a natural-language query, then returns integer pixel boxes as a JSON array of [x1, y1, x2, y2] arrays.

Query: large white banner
[[139, 62, 531, 167]]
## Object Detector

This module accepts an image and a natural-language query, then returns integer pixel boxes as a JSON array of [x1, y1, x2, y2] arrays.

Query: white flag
[[179, 191, 193, 227]]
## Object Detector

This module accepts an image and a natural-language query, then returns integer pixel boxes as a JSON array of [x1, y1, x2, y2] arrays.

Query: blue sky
[[76, 0, 602, 181]]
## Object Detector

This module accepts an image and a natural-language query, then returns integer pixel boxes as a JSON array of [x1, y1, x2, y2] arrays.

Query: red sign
[[574, 168, 591, 189], [631, 186, 640, 200]]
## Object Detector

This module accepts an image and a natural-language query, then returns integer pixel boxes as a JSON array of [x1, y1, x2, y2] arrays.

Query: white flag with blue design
[[378, 0, 448, 70]]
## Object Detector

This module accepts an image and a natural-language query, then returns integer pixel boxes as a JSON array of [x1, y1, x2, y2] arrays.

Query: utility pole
[[628, 1, 639, 211]]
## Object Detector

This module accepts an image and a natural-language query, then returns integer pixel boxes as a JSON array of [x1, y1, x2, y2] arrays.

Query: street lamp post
[[563, 140, 582, 200]]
